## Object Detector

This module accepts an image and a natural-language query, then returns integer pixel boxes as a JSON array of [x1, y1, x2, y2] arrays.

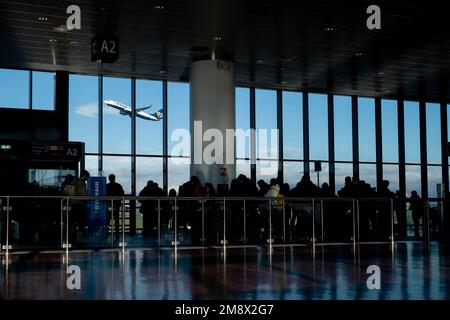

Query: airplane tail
[[153, 109, 164, 120]]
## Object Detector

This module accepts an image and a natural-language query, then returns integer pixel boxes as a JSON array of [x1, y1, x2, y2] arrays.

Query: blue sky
[[0, 68, 445, 197]]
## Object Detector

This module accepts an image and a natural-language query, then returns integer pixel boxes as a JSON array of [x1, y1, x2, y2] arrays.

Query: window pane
[[406, 165, 421, 197], [236, 87, 251, 159], [103, 77, 131, 154], [283, 161, 305, 189], [359, 163, 376, 189], [256, 89, 278, 160], [256, 160, 278, 183], [405, 101, 420, 164], [136, 157, 163, 194], [334, 96, 352, 161], [358, 97, 376, 162], [382, 99, 398, 163], [69, 74, 98, 153], [136, 80, 163, 155], [383, 164, 399, 193], [103, 156, 131, 194], [32, 71, 54, 110], [335, 163, 353, 192], [428, 166, 442, 198], [84, 155, 98, 177], [309, 93, 328, 161], [168, 82, 190, 156], [168, 157, 190, 193], [236, 159, 251, 178], [283, 91, 302, 159], [0, 69, 29, 109], [426, 103, 441, 164]]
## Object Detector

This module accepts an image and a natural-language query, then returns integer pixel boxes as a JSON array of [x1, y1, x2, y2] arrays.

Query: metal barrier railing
[[0, 195, 446, 253]]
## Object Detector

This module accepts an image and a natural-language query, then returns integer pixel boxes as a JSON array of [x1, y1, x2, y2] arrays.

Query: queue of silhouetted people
[[130, 173, 429, 244]]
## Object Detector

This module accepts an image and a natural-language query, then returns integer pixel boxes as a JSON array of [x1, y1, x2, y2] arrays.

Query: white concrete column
[[190, 59, 236, 189]]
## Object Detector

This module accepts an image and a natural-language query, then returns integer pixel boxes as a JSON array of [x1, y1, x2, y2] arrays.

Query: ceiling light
[[354, 52, 363, 57], [213, 36, 222, 41], [37, 16, 47, 21]]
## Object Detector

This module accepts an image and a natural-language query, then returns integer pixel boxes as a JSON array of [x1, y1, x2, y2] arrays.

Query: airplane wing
[[136, 105, 152, 112]]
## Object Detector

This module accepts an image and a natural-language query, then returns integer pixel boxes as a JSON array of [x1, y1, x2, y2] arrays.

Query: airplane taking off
[[104, 100, 163, 121]]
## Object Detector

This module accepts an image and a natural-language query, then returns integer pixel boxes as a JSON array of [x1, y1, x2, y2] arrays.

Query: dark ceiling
[[1, 0, 450, 101]]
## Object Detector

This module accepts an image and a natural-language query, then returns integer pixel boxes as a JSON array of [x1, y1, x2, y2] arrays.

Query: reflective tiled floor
[[1, 243, 449, 300]]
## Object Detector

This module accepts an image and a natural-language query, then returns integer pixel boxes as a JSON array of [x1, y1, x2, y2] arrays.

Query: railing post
[[158, 199, 161, 246], [201, 199, 205, 246], [119, 196, 126, 250], [60, 198, 64, 249], [356, 199, 360, 243], [320, 199, 324, 243], [390, 198, 394, 247], [282, 199, 286, 243], [173, 197, 178, 250], [243, 199, 247, 245], [3, 196, 11, 253], [268, 198, 273, 251], [222, 198, 227, 250], [352, 198, 356, 247], [312, 198, 316, 248], [424, 200, 430, 245], [65, 197, 70, 253], [110, 199, 114, 248]]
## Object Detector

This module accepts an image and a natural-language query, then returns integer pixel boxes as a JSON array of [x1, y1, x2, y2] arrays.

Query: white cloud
[[74, 102, 121, 118], [75, 102, 98, 118]]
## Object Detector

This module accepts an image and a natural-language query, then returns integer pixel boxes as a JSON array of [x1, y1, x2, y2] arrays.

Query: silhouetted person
[[289, 174, 320, 241], [139, 181, 158, 237], [395, 190, 407, 239], [320, 182, 340, 241], [71, 170, 90, 242], [280, 183, 290, 197], [257, 179, 270, 196], [377, 180, 395, 239], [106, 174, 124, 235], [410, 190, 423, 238], [358, 180, 376, 240], [321, 183, 335, 198], [168, 189, 177, 197]]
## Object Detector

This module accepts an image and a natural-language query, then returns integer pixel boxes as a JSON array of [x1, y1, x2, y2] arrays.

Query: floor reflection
[[0, 243, 449, 300]]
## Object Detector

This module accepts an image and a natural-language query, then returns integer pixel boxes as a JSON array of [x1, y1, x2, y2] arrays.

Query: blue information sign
[[87, 177, 107, 231]]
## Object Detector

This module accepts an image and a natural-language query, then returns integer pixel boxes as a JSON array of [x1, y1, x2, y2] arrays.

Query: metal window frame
[[419, 99, 428, 198], [277, 89, 283, 181], [328, 93, 335, 193], [250, 87, 256, 183], [352, 96, 359, 179], [303, 91, 310, 174]]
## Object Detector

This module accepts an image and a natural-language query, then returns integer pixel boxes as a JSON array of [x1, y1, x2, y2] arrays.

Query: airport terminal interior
[[1, 0, 450, 300]]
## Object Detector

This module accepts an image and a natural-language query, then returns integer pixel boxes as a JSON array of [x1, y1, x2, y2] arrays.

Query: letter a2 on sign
[[91, 34, 120, 63]]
